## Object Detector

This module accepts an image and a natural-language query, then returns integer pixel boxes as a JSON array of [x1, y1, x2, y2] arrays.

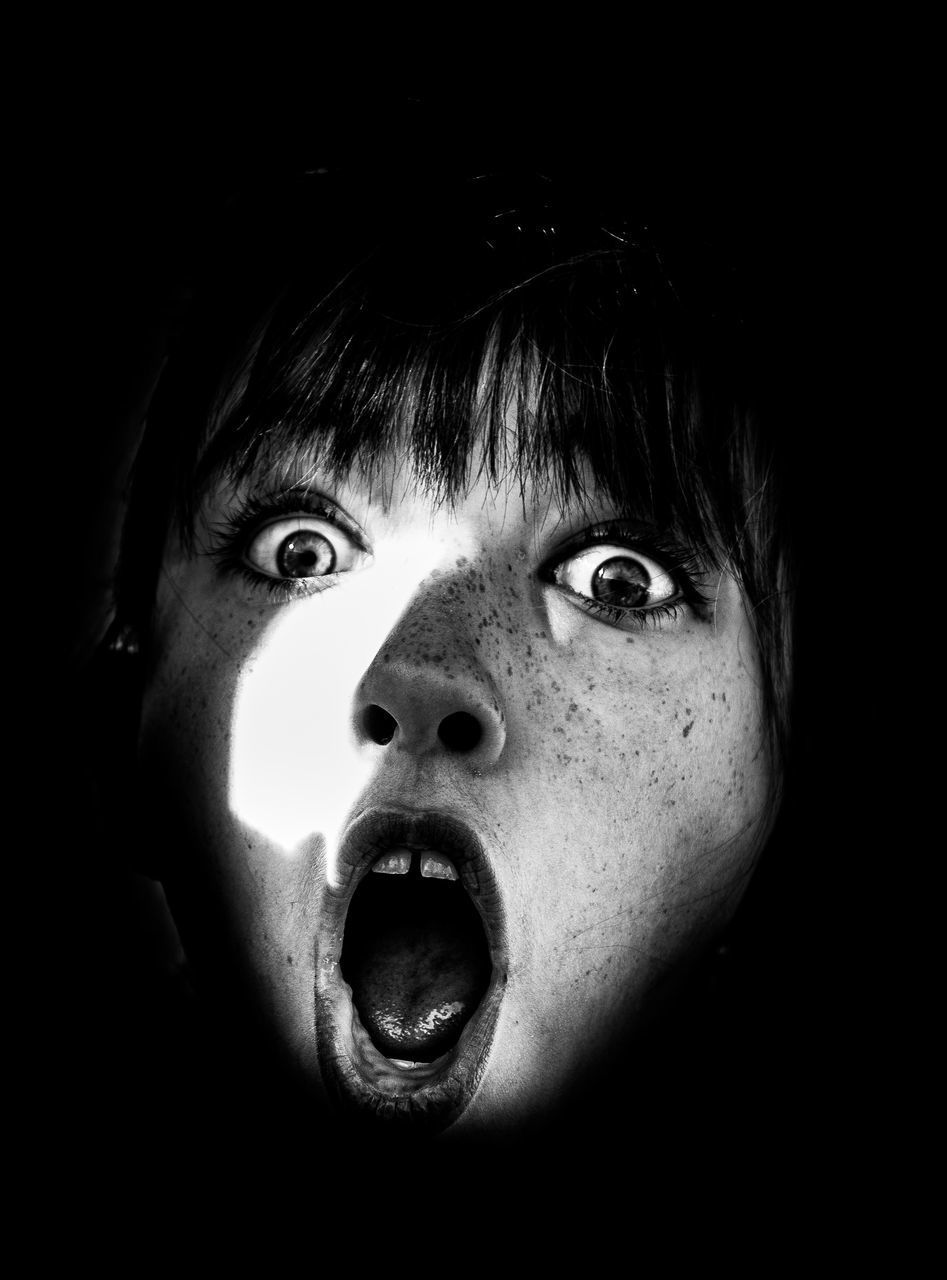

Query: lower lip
[[314, 818, 507, 1133], [316, 962, 506, 1132]]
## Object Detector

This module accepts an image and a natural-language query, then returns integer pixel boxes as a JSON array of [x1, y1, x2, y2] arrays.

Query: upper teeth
[[370, 848, 459, 880], [372, 849, 412, 875], [420, 852, 459, 881]]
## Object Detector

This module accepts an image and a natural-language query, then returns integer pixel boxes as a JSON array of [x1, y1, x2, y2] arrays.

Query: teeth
[[369, 848, 460, 879], [371, 848, 412, 875], [420, 852, 459, 881]]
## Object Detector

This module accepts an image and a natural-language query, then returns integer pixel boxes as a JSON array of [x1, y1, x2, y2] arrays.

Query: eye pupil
[[592, 557, 650, 608], [276, 530, 336, 578]]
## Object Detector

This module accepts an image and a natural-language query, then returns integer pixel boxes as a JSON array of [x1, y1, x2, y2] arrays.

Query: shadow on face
[[135, 437, 776, 1142]]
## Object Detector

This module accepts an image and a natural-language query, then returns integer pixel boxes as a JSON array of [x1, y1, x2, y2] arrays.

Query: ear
[[84, 621, 158, 878], [94, 621, 144, 738]]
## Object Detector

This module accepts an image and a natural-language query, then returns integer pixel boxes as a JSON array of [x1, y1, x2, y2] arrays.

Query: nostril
[[438, 711, 483, 753], [364, 704, 397, 746]]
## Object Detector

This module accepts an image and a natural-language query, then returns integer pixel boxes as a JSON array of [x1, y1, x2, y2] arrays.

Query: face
[[138, 437, 774, 1137]]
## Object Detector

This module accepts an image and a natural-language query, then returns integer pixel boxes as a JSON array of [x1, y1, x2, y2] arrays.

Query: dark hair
[[117, 169, 795, 767]]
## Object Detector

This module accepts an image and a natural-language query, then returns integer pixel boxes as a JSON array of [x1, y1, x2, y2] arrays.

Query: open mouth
[[315, 809, 506, 1134]]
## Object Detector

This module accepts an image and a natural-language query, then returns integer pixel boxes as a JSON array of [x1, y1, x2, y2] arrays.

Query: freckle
[[287, 955, 293, 965], [625, 636, 635, 643], [507, 664, 513, 676], [682, 721, 694, 737]]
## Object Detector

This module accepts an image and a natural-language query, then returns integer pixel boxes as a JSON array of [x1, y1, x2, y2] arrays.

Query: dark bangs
[[195, 244, 738, 546], [118, 175, 793, 759]]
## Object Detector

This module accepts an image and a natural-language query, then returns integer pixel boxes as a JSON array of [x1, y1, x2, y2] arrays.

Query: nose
[[353, 602, 506, 767]]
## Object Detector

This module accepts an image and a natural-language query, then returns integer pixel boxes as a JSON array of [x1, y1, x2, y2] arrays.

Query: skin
[[137, 441, 774, 1136]]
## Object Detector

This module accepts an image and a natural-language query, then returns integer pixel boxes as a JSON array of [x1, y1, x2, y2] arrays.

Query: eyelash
[[209, 491, 369, 601], [583, 599, 685, 628]]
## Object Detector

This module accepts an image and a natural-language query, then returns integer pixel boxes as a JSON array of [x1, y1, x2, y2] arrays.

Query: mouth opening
[[340, 847, 492, 1064]]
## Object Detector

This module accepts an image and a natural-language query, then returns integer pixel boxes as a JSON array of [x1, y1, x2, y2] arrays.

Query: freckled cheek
[[144, 646, 231, 761], [141, 595, 258, 800], [146, 589, 309, 749], [685, 659, 771, 817], [498, 649, 766, 920]]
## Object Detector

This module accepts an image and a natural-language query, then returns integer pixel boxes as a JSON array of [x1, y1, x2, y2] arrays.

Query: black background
[[22, 61, 909, 1225]]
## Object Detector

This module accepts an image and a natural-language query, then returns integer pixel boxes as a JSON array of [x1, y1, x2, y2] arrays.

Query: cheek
[[139, 594, 339, 1053], [143, 583, 374, 850], [141, 590, 247, 794], [470, 629, 771, 1116], [491, 620, 771, 990], [509, 622, 768, 837]]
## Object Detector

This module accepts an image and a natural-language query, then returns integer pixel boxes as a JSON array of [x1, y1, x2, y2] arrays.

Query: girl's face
[[138, 439, 773, 1135]]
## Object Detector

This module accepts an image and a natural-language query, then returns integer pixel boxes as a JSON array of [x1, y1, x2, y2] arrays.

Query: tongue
[[351, 919, 487, 1061]]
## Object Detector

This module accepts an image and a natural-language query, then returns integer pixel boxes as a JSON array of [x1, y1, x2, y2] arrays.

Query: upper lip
[[330, 806, 501, 917]]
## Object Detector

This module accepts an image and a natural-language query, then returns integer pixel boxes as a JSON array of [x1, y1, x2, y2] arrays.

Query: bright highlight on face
[[227, 504, 469, 858], [138, 425, 774, 1136]]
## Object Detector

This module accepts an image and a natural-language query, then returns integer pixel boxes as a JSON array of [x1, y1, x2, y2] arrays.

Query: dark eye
[[548, 543, 680, 612], [244, 517, 364, 580]]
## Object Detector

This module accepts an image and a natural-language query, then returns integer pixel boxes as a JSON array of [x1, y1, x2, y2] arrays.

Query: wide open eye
[[245, 516, 366, 581], [547, 542, 682, 614]]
